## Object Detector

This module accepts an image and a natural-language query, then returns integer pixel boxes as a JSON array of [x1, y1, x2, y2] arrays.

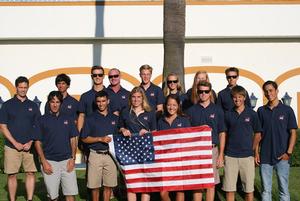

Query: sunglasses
[[226, 75, 238, 79], [92, 73, 104, 78], [108, 74, 119, 79], [197, 90, 210, 94], [167, 80, 178, 84]]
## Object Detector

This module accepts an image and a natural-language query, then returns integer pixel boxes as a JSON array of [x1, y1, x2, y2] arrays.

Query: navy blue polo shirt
[[141, 83, 164, 111], [80, 111, 119, 151], [0, 96, 41, 149], [217, 85, 251, 111], [78, 88, 106, 116], [224, 107, 262, 157], [44, 94, 79, 121], [106, 86, 130, 113], [186, 103, 225, 145], [257, 102, 298, 165], [157, 115, 191, 130], [120, 108, 157, 133], [33, 113, 79, 162]]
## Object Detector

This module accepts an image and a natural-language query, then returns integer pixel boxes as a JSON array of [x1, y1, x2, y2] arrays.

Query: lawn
[[0, 167, 299, 201]]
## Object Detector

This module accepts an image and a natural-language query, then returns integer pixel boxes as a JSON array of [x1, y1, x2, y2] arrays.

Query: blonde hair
[[190, 71, 216, 103], [139, 64, 153, 73], [129, 87, 152, 112], [163, 72, 183, 97]]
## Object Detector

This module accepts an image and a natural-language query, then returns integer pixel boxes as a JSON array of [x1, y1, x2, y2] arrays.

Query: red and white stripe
[[111, 125, 214, 193]]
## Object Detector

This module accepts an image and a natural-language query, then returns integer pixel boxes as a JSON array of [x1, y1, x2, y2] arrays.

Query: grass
[[0, 167, 299, 201]]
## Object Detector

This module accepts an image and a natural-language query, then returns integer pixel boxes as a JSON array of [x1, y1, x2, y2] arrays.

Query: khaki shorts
[[212, 146, 220, 184], [87, 151, 117, 189], [222, 155, 255, 193], [4, 145, 37, 174]]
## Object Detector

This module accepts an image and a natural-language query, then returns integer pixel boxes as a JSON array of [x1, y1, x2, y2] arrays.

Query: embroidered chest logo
[[28, 107, 33, 112], [144, 116, 148, 120], [64, 120, 69, 125], [244, 117, 250, 122], [111, 121, 116, 125], [122, 96, 126, 99], [177, 123, 182, 127], [279, 115, 285, 120], [150, 93, 155, 97], [209, 113, 215, 119], [67, 105, 72, 109]]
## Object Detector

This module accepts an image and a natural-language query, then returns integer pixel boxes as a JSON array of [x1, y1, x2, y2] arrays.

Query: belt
[[90, 149, 109, 155]]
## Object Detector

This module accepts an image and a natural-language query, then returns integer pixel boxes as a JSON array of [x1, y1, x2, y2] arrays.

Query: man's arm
[[34, 140, 53, 174], [81, 136, 111, 144], [287, 129, 297, 155], [0, 123, 23, 151], [217, 131, 226, 168], [77, 113, 85, 132], [253, 132, 262, 165]]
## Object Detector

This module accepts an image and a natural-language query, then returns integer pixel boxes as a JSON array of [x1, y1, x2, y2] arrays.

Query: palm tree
[[163, 0, 186, 91]]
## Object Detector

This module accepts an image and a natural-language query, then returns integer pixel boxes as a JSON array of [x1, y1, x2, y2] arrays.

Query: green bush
[[291, 129, 300, 167]]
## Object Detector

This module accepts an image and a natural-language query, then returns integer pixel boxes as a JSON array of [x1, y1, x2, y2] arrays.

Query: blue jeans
[[260, 160, 290, 201]]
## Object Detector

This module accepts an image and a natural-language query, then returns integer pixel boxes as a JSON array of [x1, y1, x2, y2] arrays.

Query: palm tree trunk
[[163, 0, 186, 91]]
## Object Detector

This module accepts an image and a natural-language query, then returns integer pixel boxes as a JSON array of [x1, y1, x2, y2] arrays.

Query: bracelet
[[286, 152, 292, 157]]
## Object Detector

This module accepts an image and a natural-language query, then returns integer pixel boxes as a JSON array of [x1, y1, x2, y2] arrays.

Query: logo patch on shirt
[[244, 117, 250, 122], [122, 96, 126, 99], [279, 115, 284, 120], [67, 105, 72, 109], [177, 123, 182, 127], [209, 113, 215, 119], [150, 93, 155, 97], [28, 107, 33, 112], [111, 121, 116, 125], [144, 116, 148, 120], [64, 120, 69, 125]]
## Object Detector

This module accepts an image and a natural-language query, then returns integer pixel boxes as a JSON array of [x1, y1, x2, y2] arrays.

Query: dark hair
[[15, 76, 29, 87], [95, 90, 109, 101], [231, 85, 247, 97], [225, 67, 239, 76], [47, 91, 63, 103], [91, 65, 104, 74], [55, 73, 71, 86], [164, 94, 183, 117], [197, 81, 212, 91], [263, 80, 278, 91]]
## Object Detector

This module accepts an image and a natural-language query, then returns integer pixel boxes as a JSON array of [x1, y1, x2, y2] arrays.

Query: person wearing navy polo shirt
[[222, 86, 262, 201], [257, 81, 297, 201], [119, 86, 157, 201], [77, 65, 106, 201], [34, 91, 79, 201], [80, 90, 118, 201], [0, 76, 41, 201], [186, 81, 226, 201], [217, 67, 251, 112], [44, 73, 79, 121], [106, 68, 130, 116], [139, 64, 164, 114], [157, 94, 191, 201]]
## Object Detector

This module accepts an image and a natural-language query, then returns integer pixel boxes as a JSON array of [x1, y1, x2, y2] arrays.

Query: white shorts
[[41, 159, 78, 199]]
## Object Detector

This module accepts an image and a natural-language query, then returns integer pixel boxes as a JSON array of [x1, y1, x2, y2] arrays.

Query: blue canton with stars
[[113, 133, 155, 165]]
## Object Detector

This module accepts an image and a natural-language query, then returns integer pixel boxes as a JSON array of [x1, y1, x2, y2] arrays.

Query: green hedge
[[0, 130, 300, 173]]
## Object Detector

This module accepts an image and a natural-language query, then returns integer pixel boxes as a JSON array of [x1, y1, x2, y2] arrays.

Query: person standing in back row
[[217, 67, 251, 112]]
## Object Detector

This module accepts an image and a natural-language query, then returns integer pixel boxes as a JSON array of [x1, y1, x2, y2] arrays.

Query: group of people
[[0, 64, 297, 201]]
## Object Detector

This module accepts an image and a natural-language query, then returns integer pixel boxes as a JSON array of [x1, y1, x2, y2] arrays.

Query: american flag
[[109, 126, 214, 193]]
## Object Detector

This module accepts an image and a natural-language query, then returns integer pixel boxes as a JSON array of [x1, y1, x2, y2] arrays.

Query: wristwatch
[[286, 152, 292, 157]]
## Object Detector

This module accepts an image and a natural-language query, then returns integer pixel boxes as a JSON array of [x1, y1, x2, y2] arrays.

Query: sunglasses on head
[[92, 73, 104, 78], [167, 80, 178, 84], [197, 90, 210, 94], [226, 75, 238, 79], [108, 74, 119, 79]]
